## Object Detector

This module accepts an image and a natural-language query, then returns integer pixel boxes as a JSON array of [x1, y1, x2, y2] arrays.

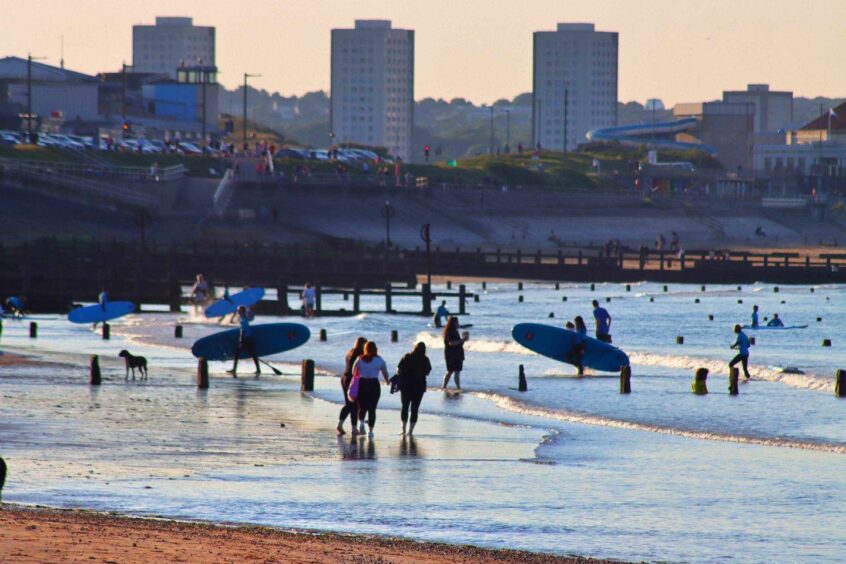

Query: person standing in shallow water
[[352, 341, 390, 438], [338, 336, 366, 436], [442, 316, 466, 390], [398, 342, 432, 436], [729, 324, 752, 379]]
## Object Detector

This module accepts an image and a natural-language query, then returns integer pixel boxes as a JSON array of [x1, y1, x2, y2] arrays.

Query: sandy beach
[[0, 505, 609, 563]]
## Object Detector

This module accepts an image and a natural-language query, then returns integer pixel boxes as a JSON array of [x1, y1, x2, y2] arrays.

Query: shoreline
[[0, 504, 616, 563]]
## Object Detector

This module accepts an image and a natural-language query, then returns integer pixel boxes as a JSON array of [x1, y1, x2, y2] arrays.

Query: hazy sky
[[2, 0, 844, 105]]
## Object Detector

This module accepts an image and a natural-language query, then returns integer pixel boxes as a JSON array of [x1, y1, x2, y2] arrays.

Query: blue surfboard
[[512, 323, 629, 372], [204, 287, 265, 318], [191, 323, 310, 361], [742, 324, 807, 330], [68, 301, 136, 324]]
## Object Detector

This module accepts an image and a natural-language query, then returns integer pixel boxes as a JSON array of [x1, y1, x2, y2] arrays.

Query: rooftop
[[0, 56, 96, 82], [800, 101, 846, 132]]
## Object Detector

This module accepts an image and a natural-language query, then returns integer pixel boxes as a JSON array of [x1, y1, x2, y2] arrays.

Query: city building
[[722, 84, 793, 137], [330, 20, 414, 162], [132, 17, 215, 79], [532, 23, 618, 151], [0, 56, 99, 129], [673, 101, 755, 171]]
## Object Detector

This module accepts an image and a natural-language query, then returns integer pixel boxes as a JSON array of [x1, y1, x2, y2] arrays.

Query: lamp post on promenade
[[243, 72, 261, 151]]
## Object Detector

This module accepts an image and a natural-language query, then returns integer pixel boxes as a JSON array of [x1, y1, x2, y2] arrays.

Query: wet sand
[[0, 505, 612, 563]]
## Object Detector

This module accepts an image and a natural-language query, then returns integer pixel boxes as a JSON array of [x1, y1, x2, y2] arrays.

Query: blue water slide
[[587, 118, 716, 153]]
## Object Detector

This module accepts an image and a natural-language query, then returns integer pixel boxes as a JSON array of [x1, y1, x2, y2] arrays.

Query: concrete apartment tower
[[330, 20, 414, 162], [132, 17, 215, 78], [532, 23, 618, 151]]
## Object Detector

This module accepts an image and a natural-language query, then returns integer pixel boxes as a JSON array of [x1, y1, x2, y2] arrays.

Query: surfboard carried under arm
[[191, 322, 310, 361], [511, 322, 629, 372], [204, 288, 265, 318], [68, 301, 136, 324]]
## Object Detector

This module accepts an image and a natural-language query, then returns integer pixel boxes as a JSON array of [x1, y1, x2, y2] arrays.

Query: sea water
[[1, 281, 846, 562]]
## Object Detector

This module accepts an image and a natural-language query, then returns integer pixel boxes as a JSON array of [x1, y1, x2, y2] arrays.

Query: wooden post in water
[[619, 365, 631, 394], [0, 456, 6, 503], [315, 285, 322, 315], [391, 330, 398, 343], [385, 283, 393, 313], [518, 364, 528, 392], [102, 323, 110, 340], [301, 359, 315, 392], [353, 285, 361, 314], [421, 283, 432, 316], [319, 329, 327, 342], [169, 275, 181, 313], [835, 369, 846, 398], [174, 325, 183, 338], [197, 358, 209, 389], [728, 367, 739, 396], [90, 355, 101, 386], [29, 322, 37, 338], [458, 285, 467, 315], [278, 283, 290, 315]]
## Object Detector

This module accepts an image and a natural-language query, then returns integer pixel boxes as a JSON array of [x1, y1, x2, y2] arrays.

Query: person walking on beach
[[191, 274, 209, 315], [338, 337, 366, 436], [751, 305, 759, 328], [352, 341, 390, 438], [442, 316, 466, 390], [397, 342, 432, 436], [433, 300, 450, 328], [302, 283, 316, 318], [228, 306, 261, 377], [592, 300, 612, 343], [729, 324, 752, 380]]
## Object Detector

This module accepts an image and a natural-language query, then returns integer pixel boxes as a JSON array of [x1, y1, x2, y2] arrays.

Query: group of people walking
[[337, 316, 466, 438]]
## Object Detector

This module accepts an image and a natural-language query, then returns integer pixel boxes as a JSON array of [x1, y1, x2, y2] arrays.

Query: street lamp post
[[489, 105, 495, 156], [380, 200, 395, 248], [243, 72, 261, 151], [26, 53, 45, 143], [505, 109, 511, 152], [420, 223, 432, 315]]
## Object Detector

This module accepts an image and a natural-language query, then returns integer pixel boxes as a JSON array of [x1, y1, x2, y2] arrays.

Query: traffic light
[[122, 122, 131, 134], [424, 144, 430, 162]]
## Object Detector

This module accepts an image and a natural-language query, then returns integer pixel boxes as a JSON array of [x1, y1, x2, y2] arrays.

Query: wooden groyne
[[1, 240, 845, 313]]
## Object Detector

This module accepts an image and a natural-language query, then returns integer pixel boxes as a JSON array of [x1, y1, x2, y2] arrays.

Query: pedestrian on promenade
[[352, 341, 390, 438], [397, 342, 432, 436], [441, 316, 466, 390], [338, 336, 366, 436]]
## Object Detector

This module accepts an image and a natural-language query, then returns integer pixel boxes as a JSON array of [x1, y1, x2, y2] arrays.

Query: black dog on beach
[[118, 350, 148, 380]]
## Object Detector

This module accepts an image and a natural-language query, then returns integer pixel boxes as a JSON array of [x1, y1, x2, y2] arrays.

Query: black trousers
[[232, 337, 259, 371], [357, 379, 381, 428], [401, 390, 424, 424], [339, 375, 358, 426], [729, 353, 751, 378]]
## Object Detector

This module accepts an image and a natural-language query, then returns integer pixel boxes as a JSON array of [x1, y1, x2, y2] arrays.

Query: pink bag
[[347, 366, 361, 402]]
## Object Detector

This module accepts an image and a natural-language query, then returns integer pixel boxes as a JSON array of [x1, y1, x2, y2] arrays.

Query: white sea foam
[[472, 391, 846, 454], [414, 332, 530, 355]]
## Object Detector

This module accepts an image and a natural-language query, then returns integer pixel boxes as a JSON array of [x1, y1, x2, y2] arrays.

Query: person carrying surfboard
[[441, 316, 466, 390], [729, 324, 752, 380], [93, 289, 108, 329], [227, 306, 261, 377], [767, 313, 784, 327], [751, 305, 759, 328], [569, 316, 588, 376], [592, 300, 612, 343]]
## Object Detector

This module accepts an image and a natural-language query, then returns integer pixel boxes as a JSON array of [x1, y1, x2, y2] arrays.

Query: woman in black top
[[338, 336, 366, 435], [397, 342, 432, 436], [441, 316, 465, 390]]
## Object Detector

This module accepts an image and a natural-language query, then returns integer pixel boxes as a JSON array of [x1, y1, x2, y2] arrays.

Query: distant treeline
[[219, 87, 844, 160]]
